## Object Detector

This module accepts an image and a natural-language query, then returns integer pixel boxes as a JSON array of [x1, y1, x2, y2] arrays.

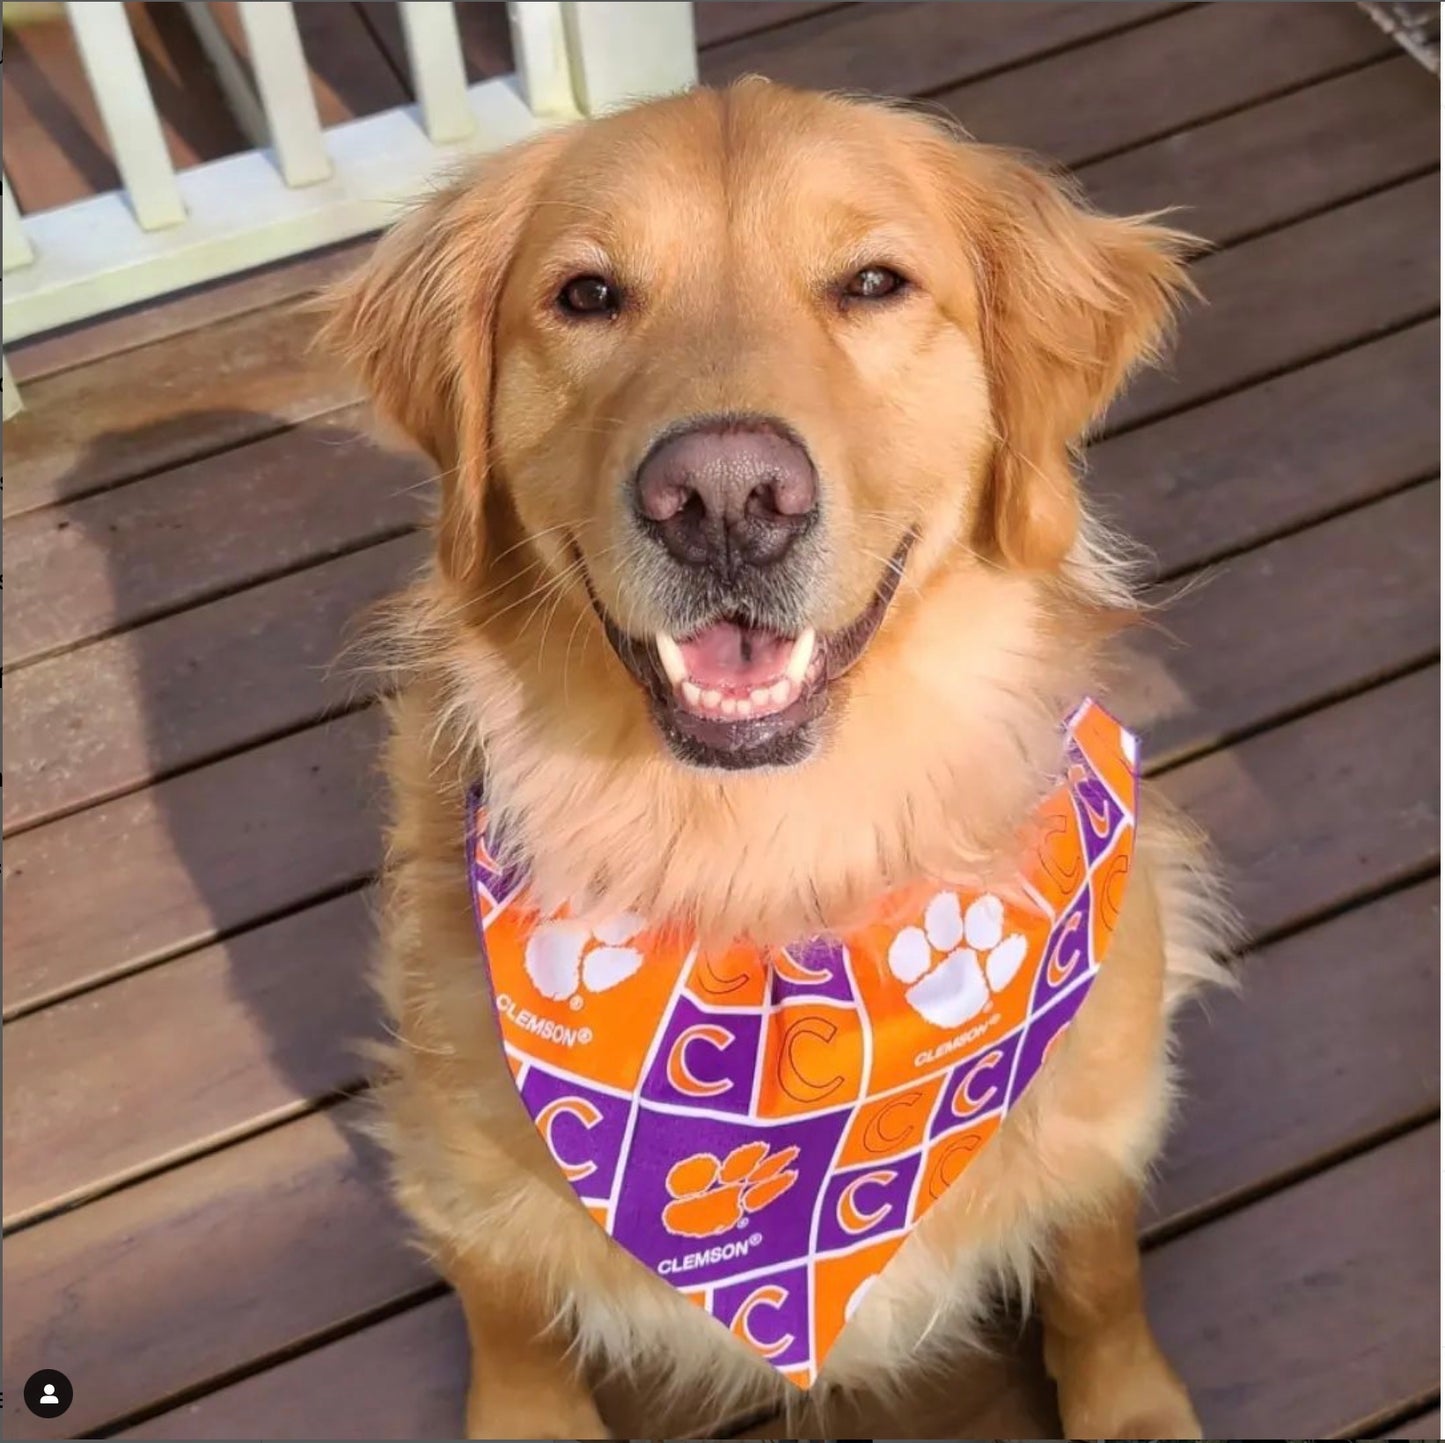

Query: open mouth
[[586, 532, 916, 770]]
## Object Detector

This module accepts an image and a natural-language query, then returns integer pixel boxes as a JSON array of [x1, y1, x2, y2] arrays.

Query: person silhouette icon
[[24, 1370, 73, 1417]]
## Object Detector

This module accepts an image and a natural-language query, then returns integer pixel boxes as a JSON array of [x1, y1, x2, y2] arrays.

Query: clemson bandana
[[467, 699, 1138, 1387]]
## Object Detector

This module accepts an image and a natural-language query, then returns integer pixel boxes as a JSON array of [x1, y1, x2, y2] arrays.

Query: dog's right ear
[[317, 128, 570, 583]]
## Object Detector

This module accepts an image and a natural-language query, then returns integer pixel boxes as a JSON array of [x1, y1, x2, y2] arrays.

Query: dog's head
[[324, 83, 1191, 775]]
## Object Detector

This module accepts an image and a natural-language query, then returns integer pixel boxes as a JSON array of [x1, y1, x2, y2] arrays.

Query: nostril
[[759, 470, 816, 520]]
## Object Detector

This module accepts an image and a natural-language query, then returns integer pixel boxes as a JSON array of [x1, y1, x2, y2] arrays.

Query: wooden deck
[[2, 3, 1440, 1437]]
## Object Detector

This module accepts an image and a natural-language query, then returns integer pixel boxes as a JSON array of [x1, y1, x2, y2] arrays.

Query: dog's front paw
[[1050, 1330, 1201, 1440]]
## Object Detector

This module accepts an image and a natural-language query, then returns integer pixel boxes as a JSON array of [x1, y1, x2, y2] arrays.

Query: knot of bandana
[[466, 698, 1139, 1386]]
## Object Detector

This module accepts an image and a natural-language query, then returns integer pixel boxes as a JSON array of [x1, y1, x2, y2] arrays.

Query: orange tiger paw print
[[661, 1142, 800, 1238]]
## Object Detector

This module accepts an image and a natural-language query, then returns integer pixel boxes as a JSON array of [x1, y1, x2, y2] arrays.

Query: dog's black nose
[[635, 418, 818, 573]]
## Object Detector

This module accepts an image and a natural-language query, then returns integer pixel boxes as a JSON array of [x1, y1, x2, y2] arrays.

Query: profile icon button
[[24, 1369, 73, 1417]]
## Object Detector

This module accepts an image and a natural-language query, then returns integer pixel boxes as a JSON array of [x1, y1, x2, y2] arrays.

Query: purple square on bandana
[[1069, 749, 1126, 865], [611, 1107, 847, 1288], [1030, 881, 1094, 1012], [815, 1154, 920, 1253], [519, 1067, 632, 1204], [641, 996, 763, 1116], [769, 936, 854, 1004], [928, 1028, 1021, 1140], [712, 1264, 813, 1370], [1007, 977, 1092, 1109]]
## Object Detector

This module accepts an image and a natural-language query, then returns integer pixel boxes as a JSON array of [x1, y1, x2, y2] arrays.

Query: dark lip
[[578, 530, 918, 770]]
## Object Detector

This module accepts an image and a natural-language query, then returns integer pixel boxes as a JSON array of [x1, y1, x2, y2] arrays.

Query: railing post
[[508, 1, 580, 119], [237, 1, 333, 188], [398, 2, 476, 144], [65, 1, 186, 231], [3, 173, 35, 271], [560, 1, 697, 116]]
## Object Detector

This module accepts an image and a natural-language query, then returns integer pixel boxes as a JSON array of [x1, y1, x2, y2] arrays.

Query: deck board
[[4, 532, 424, 831], [1111, 173, 1440, 430], [3, 890, 381, 1226], [1145, 880, 1440, 1233], [1090, 319, 1440, 576], [1149, 1124, 1441, 1439], [1126, 480, 1440, 768], [698, 1, 1184, 93], [2, 405, 426, 671], [934, 1, 1399, 169], [2, 707, 386, 1016], [2, 1, 1437, 1437]]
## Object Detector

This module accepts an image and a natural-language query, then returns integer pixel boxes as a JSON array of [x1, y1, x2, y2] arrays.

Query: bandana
[[467, 699, 1138, 1387]]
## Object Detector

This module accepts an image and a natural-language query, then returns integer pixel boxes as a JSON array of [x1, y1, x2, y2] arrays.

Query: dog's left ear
[[316, 128, 571, 586], [945, 145, 1198, 571]]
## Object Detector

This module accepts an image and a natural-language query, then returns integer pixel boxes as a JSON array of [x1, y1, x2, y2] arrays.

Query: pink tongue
[[679, 622, 794, 690]]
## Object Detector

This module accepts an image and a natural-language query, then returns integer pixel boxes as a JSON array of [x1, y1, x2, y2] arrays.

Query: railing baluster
[[65, 1, 186, 231], [3, 173, 35, 271], [507, 1, 579, 119], [237, 1, 333, 188], [560, 0, 697, 116], [180, 0, 269, 151], [398, 2, 475, 144]]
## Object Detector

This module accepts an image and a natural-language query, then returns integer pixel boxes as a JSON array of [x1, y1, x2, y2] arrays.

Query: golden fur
[[321, 81, 1233, 1439]]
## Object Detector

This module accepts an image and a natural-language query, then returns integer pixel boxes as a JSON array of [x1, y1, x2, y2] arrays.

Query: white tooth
[[769, 679, 791, 706], [682, 681, 702, 708], [655, 632, 687, 687], [721, 697, 738, 717], [784, 627, 816, 684], [702, 689, 722, 710], [750, 687, 772, 707], [735, 698, 754, 718]]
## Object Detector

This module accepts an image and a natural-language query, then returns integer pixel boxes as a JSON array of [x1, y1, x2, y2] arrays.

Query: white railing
[[1, 0, 698, 420]]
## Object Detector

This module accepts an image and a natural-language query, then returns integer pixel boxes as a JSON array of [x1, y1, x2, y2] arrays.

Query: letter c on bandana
[[730, 1284, 794, 1359], [950, 1049, 1004, 1120], [837, 1170, 896, 1234], [1046, 912, 1084, 988], [780, 1015, 843, 1105], [536, 1096, 603, 1181], [862, 1090, 923, 1155], [666, 1024, 734, 1098], [773, 947, 833, 986]]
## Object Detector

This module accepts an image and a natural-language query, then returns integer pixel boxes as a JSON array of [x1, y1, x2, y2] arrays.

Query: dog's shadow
[[51, 405, 430, 1132]]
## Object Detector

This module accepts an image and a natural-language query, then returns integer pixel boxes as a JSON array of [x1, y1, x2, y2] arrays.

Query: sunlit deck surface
[[2, 3, 1440, 1437]]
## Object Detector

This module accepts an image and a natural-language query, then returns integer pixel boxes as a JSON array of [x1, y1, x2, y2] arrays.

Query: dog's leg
[[454, 1259, 610, 1440], [1038, 1183, 1199, 1441]]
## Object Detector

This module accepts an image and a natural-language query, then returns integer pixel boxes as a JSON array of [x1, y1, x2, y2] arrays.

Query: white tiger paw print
[[888, 893, 1028, 1029], [524, 912, 647, 1008]]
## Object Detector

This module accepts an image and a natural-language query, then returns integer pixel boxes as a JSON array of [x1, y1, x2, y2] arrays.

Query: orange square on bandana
[[756, 1003, 864, 1118], [812, 1234, 907, 1366], [1091, 822, 1135, 963], [912, 1115, 1002, 1220], [836, 1076, 943, 1168], [686, 941, 769, 1008], [483, 905, 685, 1093], [848, 897, 1052, 1096], [1024, 786, 1088, 917]]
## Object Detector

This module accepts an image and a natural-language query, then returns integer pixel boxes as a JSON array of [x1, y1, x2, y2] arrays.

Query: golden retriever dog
[[321, 79, 1231, 1440]]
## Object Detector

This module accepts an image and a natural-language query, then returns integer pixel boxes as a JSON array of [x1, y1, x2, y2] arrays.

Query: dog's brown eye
[[844, 266, 907, 301], [558, 275, 620, 317]]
